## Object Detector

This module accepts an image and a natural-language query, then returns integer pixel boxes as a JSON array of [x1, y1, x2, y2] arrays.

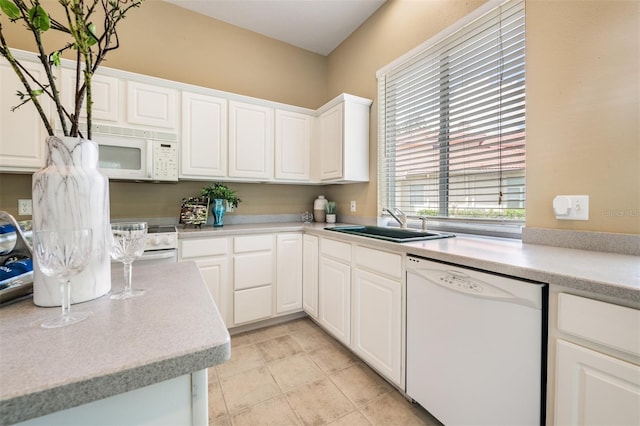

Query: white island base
[[15, 369, 208, 426]]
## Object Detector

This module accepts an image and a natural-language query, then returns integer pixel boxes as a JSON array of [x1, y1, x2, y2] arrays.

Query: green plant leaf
[[28, 4, 50, 31], [50, 51, 61, 66], [0, 0, 20, 20], [87, 22, 98, 46]]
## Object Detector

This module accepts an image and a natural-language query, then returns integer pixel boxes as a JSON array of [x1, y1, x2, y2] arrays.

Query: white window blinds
[[378, 0, 526, 224]]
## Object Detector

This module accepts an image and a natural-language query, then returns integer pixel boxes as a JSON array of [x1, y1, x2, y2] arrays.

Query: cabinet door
[[180, 91, 227, 178], [234, 286, 273, 325], [318, 103, 343, 180], [318, 256, 351, 346], [60, 68, 119, 123], [234, 252, 273, 290], [196, 257, 230, 326], [0, 58, 51, 171], [275, 109, 311, 181], [276, 233, 303, 313], [555, 339, 640, 425], [352, 268, 402, 385], [302, 234, 319, 318], [127, 81, 177, 130], [228, 101, 274, 179]]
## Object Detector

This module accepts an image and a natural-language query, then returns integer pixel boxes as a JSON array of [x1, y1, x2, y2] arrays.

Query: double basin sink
[[326, 225, 455, 243]]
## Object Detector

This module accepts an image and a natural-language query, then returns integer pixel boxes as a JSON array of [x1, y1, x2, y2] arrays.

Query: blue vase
[[212, 199, 226, 227]]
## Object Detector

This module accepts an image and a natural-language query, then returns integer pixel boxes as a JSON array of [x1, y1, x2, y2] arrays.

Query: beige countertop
[[179, 222, 639, 307], [0, 261, 231, 425]]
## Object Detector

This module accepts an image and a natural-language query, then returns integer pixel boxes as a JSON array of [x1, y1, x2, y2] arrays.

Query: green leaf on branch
[[87, 22, 97, 46], [0, 0, 20, 20], [50, 51, 61, 66], [28, 5, 50, 31]]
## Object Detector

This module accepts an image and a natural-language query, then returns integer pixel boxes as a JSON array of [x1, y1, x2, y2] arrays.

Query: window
[[377, 0, 525, 235]]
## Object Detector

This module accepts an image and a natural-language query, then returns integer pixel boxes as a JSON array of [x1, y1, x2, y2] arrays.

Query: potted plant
[[201, 182, 242, 227], [325, 201, 336, 224], [0, 0, 143, 306]]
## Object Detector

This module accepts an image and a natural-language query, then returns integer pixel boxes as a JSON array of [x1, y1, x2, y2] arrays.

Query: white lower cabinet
[[276, 233, 303, 313], [555, 340, 640, 425], [553, 293, 640, 425], [180, 232, 306, 329], [318, 256, 351, 346], [352, 245, 403, 386], [196, 258, 230, 326], [316, 238, 404, 385], [233, 234, 275, 325], [179, 237, 230, 326], [234, 286, 273, 325], [352, 268, 402, 386], [302, 234, 319, 318]]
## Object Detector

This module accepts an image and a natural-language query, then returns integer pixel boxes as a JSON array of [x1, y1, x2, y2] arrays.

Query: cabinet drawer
[[234, 252, 273, 290], [558, 293, 640, 356], [320, 238, 351, 262], [354, 246, 402, 279], [180, 238, 228, 259], [234, 234, 273, 253], [234, 286, 272, 324]]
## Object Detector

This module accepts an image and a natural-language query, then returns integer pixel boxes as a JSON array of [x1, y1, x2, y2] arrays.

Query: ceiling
[[163, 0, 386, 56]]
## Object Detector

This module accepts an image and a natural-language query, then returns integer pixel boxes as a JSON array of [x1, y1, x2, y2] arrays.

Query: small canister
[[313, 195, 328, 223]]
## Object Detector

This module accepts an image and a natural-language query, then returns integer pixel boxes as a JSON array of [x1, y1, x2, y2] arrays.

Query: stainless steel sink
[[326, 226, 455, 242]]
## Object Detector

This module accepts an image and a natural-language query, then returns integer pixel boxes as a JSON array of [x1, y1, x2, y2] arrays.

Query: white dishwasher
[[406, 256, 547, 426]]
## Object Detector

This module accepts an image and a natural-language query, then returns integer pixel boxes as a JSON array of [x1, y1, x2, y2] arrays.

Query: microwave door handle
[[146, 140, 153, 179]]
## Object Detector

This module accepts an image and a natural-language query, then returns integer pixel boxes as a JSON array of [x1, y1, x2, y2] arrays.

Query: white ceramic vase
[[31, 135, 111, 306]]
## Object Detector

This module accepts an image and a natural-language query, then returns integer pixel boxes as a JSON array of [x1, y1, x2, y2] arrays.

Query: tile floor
[[207, 317, 441, 426]]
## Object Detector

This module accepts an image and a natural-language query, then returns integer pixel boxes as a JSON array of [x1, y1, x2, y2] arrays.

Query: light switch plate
[[350, 200, 356, 212], [553, 195, 589, 220]]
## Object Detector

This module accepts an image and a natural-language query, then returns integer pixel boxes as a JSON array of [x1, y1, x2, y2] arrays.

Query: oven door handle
[[139, 250, 176, 261]]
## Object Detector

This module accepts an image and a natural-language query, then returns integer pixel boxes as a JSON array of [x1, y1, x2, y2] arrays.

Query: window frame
[[376, 0, 526, 239]]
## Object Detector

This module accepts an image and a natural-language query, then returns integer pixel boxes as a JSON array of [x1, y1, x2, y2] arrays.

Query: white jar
[[314, 195, 328, 223]]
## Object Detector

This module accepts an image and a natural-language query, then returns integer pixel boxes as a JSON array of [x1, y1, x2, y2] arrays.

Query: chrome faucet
[[384, 207, 408, 229], [418, 216, 428, 232]]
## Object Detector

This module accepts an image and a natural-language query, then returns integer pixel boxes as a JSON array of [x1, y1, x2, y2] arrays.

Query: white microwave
[[91, 129, 179, 182]]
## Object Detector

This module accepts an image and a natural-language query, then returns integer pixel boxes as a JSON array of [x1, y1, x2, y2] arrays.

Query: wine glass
[[33, 228, 93, 329], [109, 222, 147, 300]]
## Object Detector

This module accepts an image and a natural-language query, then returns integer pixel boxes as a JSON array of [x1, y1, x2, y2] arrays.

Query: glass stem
[[123, 262, 133, 293], [61, 280, 71, 318]]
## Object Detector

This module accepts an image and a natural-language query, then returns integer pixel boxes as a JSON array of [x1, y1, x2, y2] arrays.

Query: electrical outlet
[[18, 199, 32, 216], [350, 200, 356, 212], [553, 195, 589, 220]]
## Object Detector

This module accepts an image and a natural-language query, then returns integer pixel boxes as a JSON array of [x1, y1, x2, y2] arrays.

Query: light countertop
[[0, 261, 230, 425], [179, 222, 639, 307]]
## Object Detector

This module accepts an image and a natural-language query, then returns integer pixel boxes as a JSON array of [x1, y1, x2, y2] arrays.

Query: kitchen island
[[0, 261, 230, 425]]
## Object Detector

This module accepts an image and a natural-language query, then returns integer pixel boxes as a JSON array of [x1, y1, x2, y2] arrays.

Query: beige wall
[[525, 0, 639, 234], [325, 0, 639, 234], [2, 0, 639, 234]]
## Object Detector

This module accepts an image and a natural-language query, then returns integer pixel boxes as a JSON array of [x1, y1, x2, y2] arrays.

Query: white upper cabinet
[[275, 109, 311, 181], [316, 93, 372, 183], [127, 80, 178, 130], [180, 91, 228, 179], [0, 56, 51, 172], [318, 103, 343, 180], [228, 101, 274, 180], [59, 68, 120, 123]]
